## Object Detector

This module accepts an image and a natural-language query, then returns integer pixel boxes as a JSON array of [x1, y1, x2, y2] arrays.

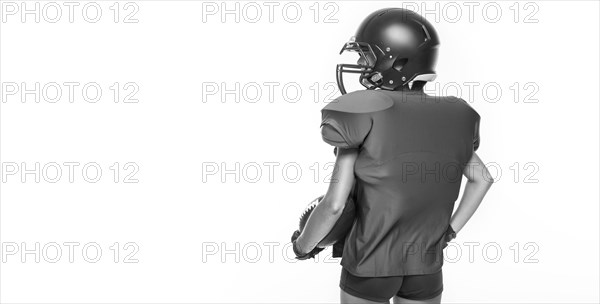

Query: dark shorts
[[339, 267, 443, 302]]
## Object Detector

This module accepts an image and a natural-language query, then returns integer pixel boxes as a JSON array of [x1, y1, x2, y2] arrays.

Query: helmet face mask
[[336, 9, 440, 95], [336, 40, 382, 95]]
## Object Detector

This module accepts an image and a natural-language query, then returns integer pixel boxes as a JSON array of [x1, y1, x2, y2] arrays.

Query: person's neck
[[393, 81, 426, 93], [409, 81, 426, 92]]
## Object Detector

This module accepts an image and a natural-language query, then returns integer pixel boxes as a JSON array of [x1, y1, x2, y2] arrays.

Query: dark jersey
[[320, 89, 480, 277]]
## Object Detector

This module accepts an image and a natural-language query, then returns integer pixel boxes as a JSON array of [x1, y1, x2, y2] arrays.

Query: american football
[[299, 195, 357, 248]]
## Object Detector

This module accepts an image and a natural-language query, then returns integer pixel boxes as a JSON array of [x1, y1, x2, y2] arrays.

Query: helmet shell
[[340, 8, 440, 92]]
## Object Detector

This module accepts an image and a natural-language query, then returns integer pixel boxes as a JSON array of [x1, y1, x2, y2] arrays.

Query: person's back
[[321, 89, 480, 276], [291, 7, 493, 304]]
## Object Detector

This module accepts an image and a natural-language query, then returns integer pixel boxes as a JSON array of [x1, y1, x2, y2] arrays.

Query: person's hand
[[291, 230, 324, 260], [442, 225, 457, 249]]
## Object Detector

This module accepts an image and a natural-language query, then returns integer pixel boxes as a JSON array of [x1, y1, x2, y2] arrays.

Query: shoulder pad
[[454, 97, 480, 118], [322, 90, 394, 114]]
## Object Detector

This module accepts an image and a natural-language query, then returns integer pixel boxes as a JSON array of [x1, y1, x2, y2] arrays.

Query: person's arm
[[295, 147, 358, 254], [450, 152, 494, 234]]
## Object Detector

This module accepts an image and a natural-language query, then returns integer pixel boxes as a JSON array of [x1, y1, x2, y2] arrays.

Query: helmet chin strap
[[360, 78, 372, 88], [360, 72, 383, 89]]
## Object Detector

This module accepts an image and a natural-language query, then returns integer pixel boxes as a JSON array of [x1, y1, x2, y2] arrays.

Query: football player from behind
[[292, 8, 493, 304]]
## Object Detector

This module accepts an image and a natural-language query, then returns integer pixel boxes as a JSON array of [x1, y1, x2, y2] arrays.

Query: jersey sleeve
[[319, 90, 393, 149], [457, 97, 481, 152], [473, 113, 481, 152], [320, 109, 373, 149]]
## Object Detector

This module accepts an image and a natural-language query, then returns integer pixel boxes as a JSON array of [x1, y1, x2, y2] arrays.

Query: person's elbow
[[475, 167, 495, 187], [321, 196, 346, 215]]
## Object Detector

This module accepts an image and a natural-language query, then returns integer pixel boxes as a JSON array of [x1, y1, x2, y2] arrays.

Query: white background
[[0, 1, 598, 303]]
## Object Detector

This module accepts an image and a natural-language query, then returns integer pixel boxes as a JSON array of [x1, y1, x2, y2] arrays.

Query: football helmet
[[336, 8, 440, 94]]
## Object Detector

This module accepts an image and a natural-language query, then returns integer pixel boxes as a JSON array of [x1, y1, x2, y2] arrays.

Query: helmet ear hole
[[393, 58, 408, 72]]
